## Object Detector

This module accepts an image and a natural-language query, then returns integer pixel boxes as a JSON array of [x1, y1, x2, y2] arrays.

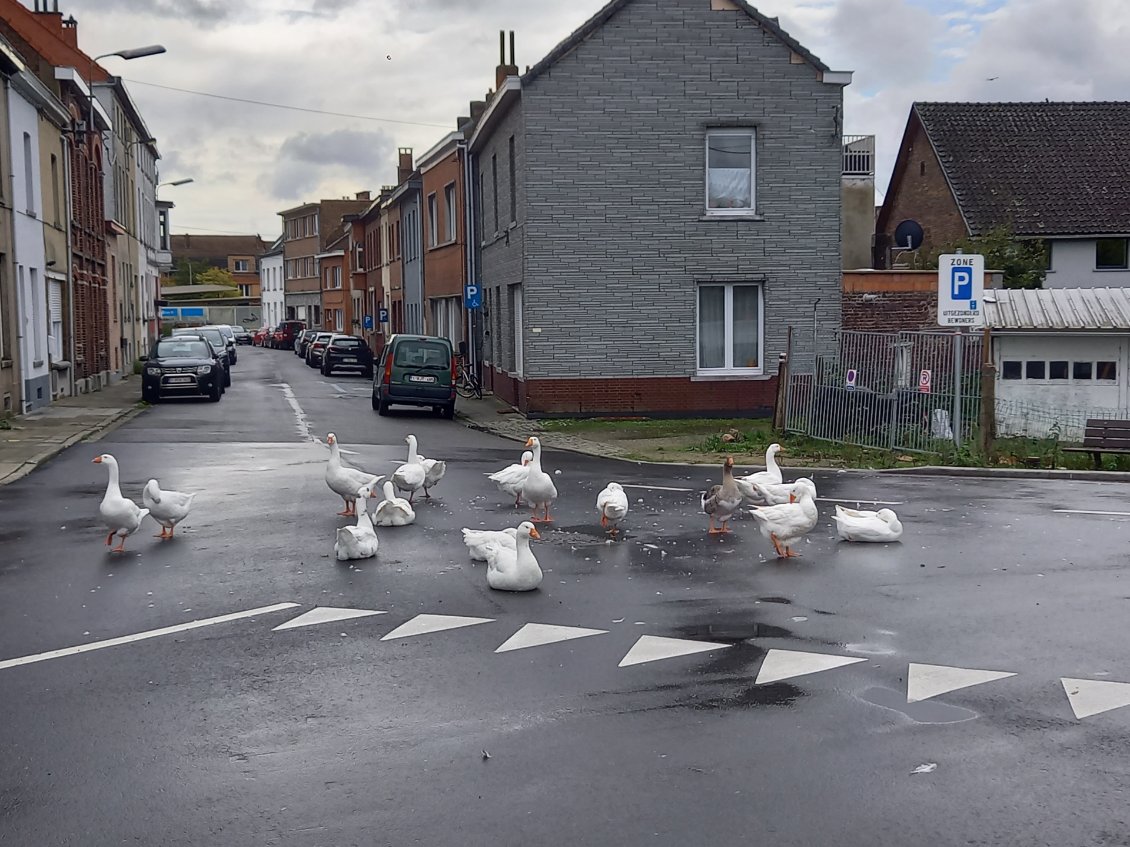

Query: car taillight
[[450, 355, 457, 382], [383, 353, 393, 386]]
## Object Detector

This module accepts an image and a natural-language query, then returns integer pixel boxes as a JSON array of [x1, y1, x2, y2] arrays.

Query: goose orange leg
[[708, 515, 722, 535], [337, 497, 354, 516], [769, 533, 785, 558], [105, 530, 115, 546], [110, 535, 127, 553]]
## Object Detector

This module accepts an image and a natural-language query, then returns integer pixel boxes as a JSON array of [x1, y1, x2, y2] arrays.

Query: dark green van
[[371, 334, 456, 418]]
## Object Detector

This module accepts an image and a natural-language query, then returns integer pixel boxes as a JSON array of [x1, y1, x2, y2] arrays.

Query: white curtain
[[731, 286, 759, 369], [698, 286, 725, 369]]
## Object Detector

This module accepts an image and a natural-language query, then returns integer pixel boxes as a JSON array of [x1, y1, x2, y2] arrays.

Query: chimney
[[396, 148, 413, 184], [469, 100, 486, 122], [60, 14, 78, 49], [494, 30, 518, 90], [355, 190, 371, 201]]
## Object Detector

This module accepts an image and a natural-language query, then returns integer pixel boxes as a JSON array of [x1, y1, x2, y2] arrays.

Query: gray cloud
[[80, 0, 235, 26], [266, 128, 395, 200]]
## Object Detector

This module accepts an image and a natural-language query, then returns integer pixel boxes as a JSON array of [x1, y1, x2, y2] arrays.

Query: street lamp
[[158, 178, 194, 188], [88, 45, 166, 136]]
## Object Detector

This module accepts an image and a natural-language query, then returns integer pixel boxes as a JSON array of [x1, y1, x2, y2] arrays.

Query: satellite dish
[[893, 220, 924, 251]]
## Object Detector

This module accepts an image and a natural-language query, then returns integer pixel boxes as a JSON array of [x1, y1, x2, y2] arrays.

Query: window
[[1073, 361, 1093, 380], [1097, 361, 1117, 381], [1001, 360, 1022, 380], [1096, 238, 1129, 270], [50, 155, 60, 226], [1049, 360, 1068, 380], [508, 135, 516, 223], [706, 130, 755, 212], [697, 283, 762, 373], [1025, 361, 1045, 380], [234, 259, 249, 272], [444, 183, 456, 243], [333, 266, 341, 289], [491, 153, 499, 233], [427, 193, 438, 248], [22, 132, 34, 215]]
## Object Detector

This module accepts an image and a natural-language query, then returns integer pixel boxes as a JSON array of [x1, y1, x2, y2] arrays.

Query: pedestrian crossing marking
[[755, 649, 865, 685], [907, 663, 1016, 703], [1061, 678, 1130, 720], [618, 635, 729, 667], [380, 613, 494, 641], [272, 607, 386, 632], [496, 623, 608, 653]]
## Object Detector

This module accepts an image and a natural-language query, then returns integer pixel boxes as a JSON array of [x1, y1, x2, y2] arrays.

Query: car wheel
[[371, 390, 380, 411], [209, 381, 222, 402], [377, 394, 390, 416], [142, 386, 159, 404], [441, 403, 455, 420], [321, 362, 331, 376], [223, 370, 231, 388]]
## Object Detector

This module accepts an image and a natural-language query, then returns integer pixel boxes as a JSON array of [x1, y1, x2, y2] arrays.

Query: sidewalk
[[0, 377, 146, 486], [455, 393, 632, 458]]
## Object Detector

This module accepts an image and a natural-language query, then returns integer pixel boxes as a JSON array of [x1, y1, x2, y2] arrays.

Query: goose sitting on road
[[748, 476, 817, 507], [702, 456, 743, 535], [749, 478, 819, 558], [833, 505, 903, 543], [482, 521, 543, 592], [142, 479, 196, 540], [93, 454, 149, 553], [325, 433, 379, 516], [488, 450, 533, 507], [391, 436, 428, 502], [735, 443, 784, 503], [461, 526, 517, 561], [371, 480, 415, 527], [596, 482, 629, 536], [521, 436, 558, 523], [407, 434, 445, 498], [334, 483, 379, 561]]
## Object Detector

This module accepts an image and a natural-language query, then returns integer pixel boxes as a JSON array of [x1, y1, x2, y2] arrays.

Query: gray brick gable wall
[[474, 0, 844, 381]]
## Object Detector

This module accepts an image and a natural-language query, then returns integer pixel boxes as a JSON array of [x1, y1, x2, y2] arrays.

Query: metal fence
[[785, 329, 984, 452]]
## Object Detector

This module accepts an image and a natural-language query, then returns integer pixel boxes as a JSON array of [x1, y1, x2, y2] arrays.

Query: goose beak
[[525, 437, 535, 447], [92, 456, 102, 464], [529, 526, 541, 540]]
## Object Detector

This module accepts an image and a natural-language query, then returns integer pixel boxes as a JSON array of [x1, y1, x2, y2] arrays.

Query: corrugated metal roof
[[984, 287, 1130, 330]]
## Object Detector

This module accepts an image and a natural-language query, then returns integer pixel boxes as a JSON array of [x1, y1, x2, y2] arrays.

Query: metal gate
[[785, 330, 983, 452]]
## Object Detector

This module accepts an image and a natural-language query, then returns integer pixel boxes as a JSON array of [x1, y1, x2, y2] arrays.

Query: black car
[[295, 329, 318, 357], [232, 326, 253, 345], [172, 327, 232, 386], [142, 336, 225, 402], [321, 334, 374, 378], [306, 332, 334, 368]]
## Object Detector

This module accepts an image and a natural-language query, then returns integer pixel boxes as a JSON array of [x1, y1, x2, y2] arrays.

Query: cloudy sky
[[51, 0, 1130, 239]]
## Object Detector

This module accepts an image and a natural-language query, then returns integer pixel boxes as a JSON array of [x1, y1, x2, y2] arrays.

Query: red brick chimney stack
[[494, 30, 518, 89], [396, 148, 413, 184]]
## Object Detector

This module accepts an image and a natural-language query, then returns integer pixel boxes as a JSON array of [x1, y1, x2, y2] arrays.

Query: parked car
[[172, 327, 231, 386], [272, 320, 306, 350], [295, 329, 318, 358], [305, 332, 334, 368], [142, 336, 225, 403], [322, 334, 374, 378], [253, 325, 272, 346], [371, 334, 456, 418], [233, 326, 253, 345], [203, 324, 237, 364]]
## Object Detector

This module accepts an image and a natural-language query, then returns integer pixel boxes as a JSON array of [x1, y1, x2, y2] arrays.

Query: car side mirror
[[139, 355, 148, 361]]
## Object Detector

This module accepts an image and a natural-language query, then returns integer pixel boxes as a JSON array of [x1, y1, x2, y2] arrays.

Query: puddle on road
[[862, 686, 977, 724]]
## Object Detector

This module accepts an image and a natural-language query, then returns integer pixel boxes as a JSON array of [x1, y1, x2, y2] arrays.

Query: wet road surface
[[2, 347, 1129, 846]]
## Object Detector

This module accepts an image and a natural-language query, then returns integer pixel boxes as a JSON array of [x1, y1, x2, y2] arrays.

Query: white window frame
[[426, 192, 438, 248], [234, 259, 249, 272], [695, 282, 764, 375], [705, 129, 757, 215], [444, 182, 457, 243]]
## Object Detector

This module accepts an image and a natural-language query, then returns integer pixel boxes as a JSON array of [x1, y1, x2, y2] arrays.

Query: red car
[[272, 320, 306, 350], [252, 326, 272, 346]]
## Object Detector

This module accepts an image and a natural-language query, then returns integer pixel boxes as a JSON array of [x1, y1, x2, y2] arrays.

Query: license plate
[[167, 376, 193, 384], [342, 357, 357, 363], [408, 375, 436, 384]]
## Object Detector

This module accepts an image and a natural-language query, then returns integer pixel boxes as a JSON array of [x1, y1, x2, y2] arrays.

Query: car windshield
[[197, 329, 225, 345], [315, 334, 332, 343], [210, 326, 234, 338], [394, 340, 450, 369], [333, 337, 362, 348], [156, 339, 210, 359]]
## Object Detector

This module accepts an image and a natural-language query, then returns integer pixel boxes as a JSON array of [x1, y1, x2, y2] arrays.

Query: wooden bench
[[1062, 419, 1130, 469]]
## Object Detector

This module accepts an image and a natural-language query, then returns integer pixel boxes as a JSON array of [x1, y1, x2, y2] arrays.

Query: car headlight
[[197, 365, 212, 375], [146, 367, 161, 376]]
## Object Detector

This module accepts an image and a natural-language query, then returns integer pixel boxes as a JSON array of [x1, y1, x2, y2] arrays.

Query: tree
[[193, 267, 239, 298], [927, 225, 1048, 289]]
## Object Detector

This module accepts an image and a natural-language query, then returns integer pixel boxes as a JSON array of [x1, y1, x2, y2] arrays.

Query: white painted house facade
[[259, 236, 284, 329]]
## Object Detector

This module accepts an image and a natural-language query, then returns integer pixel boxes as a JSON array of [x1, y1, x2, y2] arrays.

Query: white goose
[[142, 479, 196, 540], [834, 505, 904, 543], [735, 443, 784, 503], [325, 433, 379, 516], [487, 450, 533, 507], [407, 434, 446, 497], [461, 526, 517, 561], [748, 477, 817, 507], [749, 478, 819, 558], [483, 521, 543, 592], [391, 435, 427, 502], [371, 480, 415, 527], [521, 436, 558, 523], [596, 482, 629, 536], [334, 483, 379, 561], [93, 454, 149, 552]]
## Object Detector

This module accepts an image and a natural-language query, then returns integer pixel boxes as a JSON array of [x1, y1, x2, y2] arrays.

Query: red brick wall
[[841, 270, 997, 332]]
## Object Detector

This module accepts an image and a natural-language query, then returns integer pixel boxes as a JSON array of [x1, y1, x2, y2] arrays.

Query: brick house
[[317, 231, 347, 333], [418, 130, 468, 346], [168, 234, 267, 295], [875, 102, 1130, 288], [467, 0, 851, 416], [382, 194, 403, 334]]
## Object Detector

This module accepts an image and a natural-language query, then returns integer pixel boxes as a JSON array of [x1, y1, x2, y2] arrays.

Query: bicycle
[[455, 356, 483, 399]]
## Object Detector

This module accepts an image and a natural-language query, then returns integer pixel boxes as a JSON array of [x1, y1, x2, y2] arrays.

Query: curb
[[0, 403, 146, 487]]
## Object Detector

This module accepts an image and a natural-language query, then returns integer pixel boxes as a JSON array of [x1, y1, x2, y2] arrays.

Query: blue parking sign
[[362, 314, 374, 330], [378, 308, 389, 324], [464, 283, 482, 310]]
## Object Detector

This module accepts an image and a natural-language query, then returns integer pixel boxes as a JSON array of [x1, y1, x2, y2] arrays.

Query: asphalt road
[[2, 346, 1129, 846]]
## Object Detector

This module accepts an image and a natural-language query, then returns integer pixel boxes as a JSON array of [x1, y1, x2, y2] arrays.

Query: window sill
[[700, 212, 764, 222], [1094, 267, 1130, 272], [692, 371, 769, 381], [427, 239, 457, 252]]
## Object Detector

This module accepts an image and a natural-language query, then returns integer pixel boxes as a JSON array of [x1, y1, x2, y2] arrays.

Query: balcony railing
[[842, 134, 875, 176]]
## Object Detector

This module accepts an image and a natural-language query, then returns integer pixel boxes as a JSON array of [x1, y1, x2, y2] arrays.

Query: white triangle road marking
[[380, 613, 494, 641], [907, 663, 1016, 703], [272, 607, 387, 632], [618, 635, 729, 668], [1061, 677, 1130, 720], [755, 649, 865, 685], [495, 623, 608, 653]]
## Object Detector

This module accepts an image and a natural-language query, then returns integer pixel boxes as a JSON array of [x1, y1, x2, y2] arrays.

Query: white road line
[[1053, 509, 1130, 517], [274, 382, 314, 442], [0, 602, 299, 672], [620, 484, 693, 493]]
